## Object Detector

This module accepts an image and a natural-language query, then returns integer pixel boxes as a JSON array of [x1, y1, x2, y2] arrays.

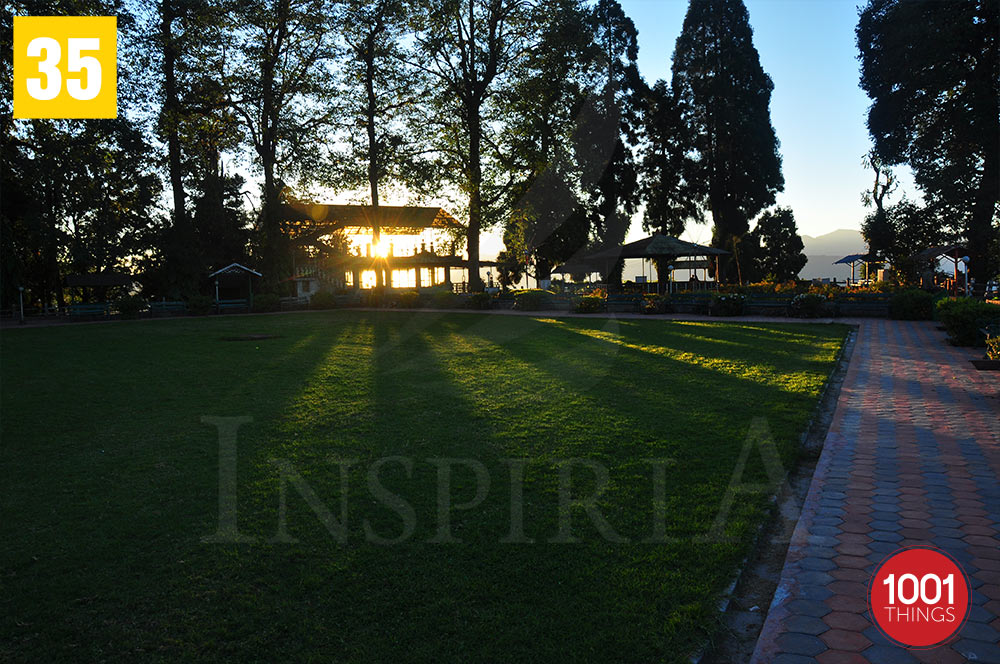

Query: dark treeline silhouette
[[3, 0, 994, 310]]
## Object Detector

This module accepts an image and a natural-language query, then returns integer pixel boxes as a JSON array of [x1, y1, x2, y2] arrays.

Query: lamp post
[[667, 265, 674, 295], [18, 286, 25, 325]]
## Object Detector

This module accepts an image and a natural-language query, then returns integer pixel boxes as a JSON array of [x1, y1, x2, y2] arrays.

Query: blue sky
[[618, 0, 914, 243]]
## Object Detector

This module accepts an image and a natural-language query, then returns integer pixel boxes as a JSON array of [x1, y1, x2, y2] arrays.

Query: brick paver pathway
[[751, 319, 1000, 664]]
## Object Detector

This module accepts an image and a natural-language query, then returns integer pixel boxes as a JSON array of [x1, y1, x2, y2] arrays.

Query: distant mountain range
[[799, 229, 867, 281]]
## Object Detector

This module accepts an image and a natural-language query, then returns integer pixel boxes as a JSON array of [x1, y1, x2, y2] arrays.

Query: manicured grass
[[0, 312, 847, 662]]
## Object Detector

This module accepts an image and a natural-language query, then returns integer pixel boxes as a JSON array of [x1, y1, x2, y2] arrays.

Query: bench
[[670, 296, 711, 314], [149, 300, 187, 315], [606, 294, 642, 313], [68, 303, 109, 316], [334, 293, 363, 307], [745, 296, 792, 316], [280, 296, 309, 310], [217, 298, 249, 312], [493, 296, 516, 310], [550, 295, 574, 311]]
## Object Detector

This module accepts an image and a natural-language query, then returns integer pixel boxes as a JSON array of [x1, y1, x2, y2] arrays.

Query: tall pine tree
[[670, 0, 783, 283]]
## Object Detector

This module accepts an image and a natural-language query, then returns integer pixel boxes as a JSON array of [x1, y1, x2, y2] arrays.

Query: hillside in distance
[[800, 229, 867, 281]]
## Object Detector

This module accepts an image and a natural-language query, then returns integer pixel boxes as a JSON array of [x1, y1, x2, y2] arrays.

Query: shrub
[[580, 287, 607, 299], [788, 293, 828, 318], [709, 293, 745, 317], [252, 293, 281, 313], [398, 290, 421, 308], [466, 292, 493, 310], [933, 297, 965, 321], [643, 294, 671, 315], [574, 295, 605, 314], [727, 281, 804, 296], [187, 294, 214, 316], [512, 289, 553, 311], [309, 291, 338, 310], [935, 298, 1000, 346], [889, 289, 934, 320], [986, 335, 1000, 361], [112, 294, 146, 319]]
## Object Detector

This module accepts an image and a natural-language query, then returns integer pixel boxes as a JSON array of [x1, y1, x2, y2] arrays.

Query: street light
[[18, 286, 25, 325]]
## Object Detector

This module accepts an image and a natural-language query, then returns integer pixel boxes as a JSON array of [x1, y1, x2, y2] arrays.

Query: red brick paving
[[751, 320, 1000, 663]]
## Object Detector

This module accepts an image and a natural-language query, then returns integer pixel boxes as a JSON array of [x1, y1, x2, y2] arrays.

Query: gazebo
[[910, 244, 969, 294], [833, 253, 881, 287], [209, 263, 262, 308], [63, 271, 133, 315], [555, 234, 729, 292], [65, 271, 132, 301]]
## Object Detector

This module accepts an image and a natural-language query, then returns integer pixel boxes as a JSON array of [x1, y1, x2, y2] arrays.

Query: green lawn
[[1, 311, 846, 662]]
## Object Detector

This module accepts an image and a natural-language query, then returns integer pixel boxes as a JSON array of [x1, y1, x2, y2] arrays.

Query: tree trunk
[[467, 108, 483, 292], [968, 154, 998, 282], [365, 34, 383, 289], [259, 1, 288, 290], [161, 0, 187, 231]]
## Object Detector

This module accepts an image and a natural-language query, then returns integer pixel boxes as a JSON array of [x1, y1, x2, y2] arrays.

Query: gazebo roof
[[283, 202, 463, 238], [833, 253, 872, 265], [910, 244, 967, 262], [586, 234, 729, 261], [209, 263, 262, 278]]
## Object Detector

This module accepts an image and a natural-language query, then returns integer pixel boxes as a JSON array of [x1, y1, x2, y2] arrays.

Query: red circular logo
[[869, 546, 971, 649]]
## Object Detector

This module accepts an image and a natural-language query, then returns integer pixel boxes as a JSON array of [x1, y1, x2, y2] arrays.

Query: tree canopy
[[746, 207, 807, 282], [857, 0, 999, 280]]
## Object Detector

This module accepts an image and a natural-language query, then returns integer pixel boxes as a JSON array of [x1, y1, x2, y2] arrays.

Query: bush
[[398, 290, 421, 308], [986, 335, 1000, 361], [935, 298, 1000, 346], [709, 293, 745, 317], [643, 294, 671, 315], [574, 295, 605, 313], [933, 297, 965, 321], [466, 292, 493, 310], [187, 294, 214, 316], [788, 293, 828, 318], [309, 291, 338, 310], [725, 281, 804, 296], [889, 289, 934, 320], [112, 294, 146, 319], [252, 293, 281, 313], [512, 289, 553, 311]]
